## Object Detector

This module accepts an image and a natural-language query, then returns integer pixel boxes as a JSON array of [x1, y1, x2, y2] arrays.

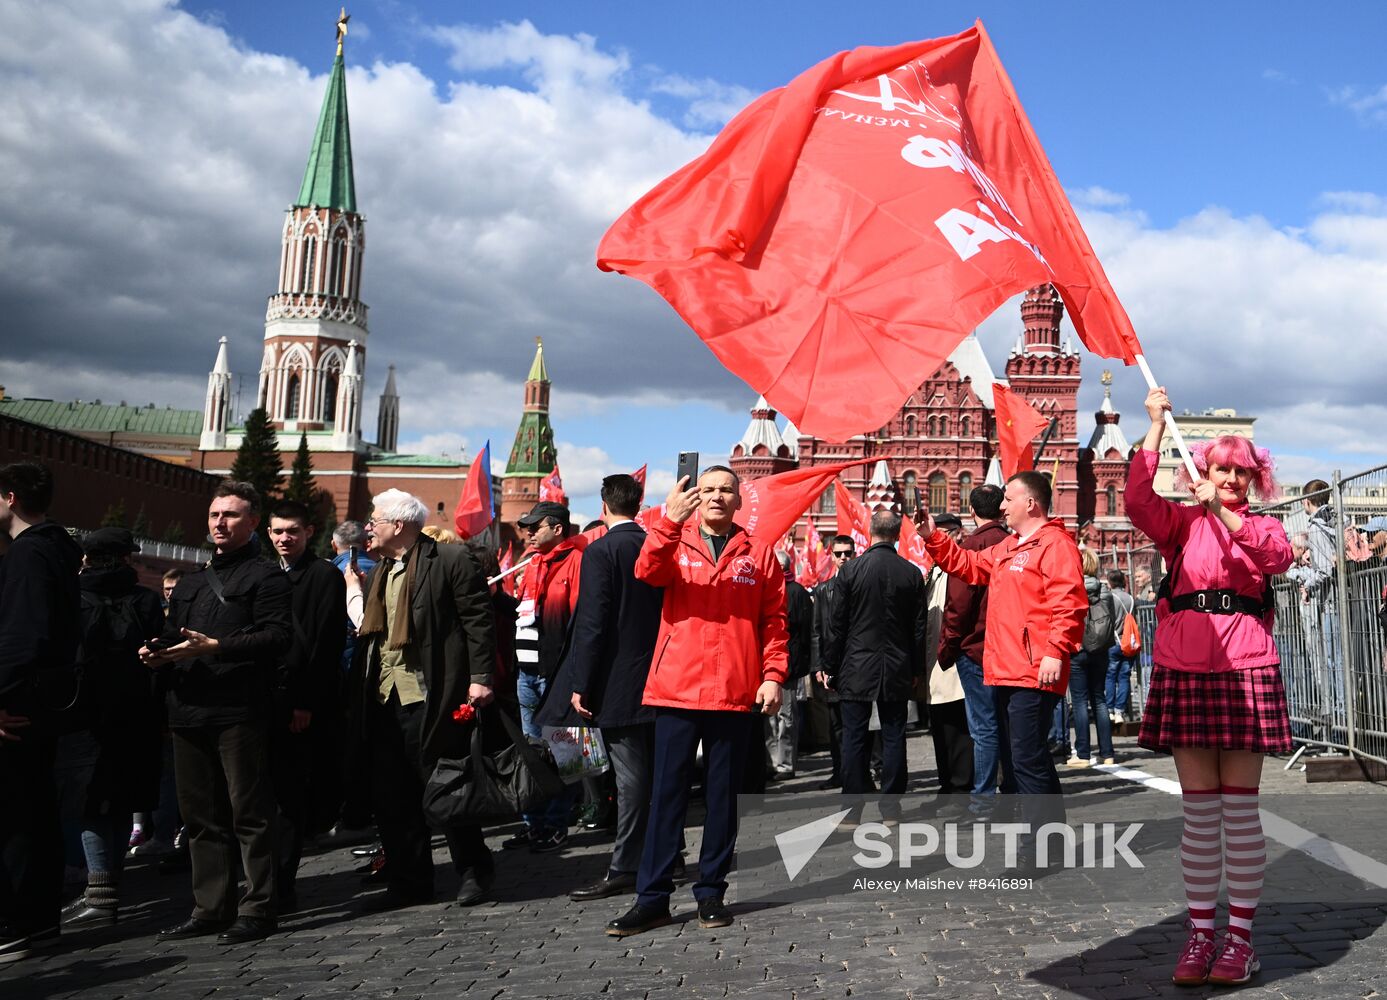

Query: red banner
[[598, 22, 1142, 442], [539, 462, 566, 504], [452, 441, 495, 540], [992, 383, 1050, 478], [734, 459, 865, 540], [834, 480, 872, 553], [898, 512, 932, 575]]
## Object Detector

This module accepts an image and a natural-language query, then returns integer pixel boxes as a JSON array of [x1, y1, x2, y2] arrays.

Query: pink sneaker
[[1208, 935, 1259, 986], [1171, 926, 1219, 986]]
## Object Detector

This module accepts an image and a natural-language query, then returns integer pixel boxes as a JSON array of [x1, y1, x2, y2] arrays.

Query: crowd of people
[[0, 386, 1298, 985]]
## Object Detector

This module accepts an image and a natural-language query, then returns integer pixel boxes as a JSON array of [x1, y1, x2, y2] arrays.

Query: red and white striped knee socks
[[1221, 785, 1265, 942], [1180, 789, 1222, 932]]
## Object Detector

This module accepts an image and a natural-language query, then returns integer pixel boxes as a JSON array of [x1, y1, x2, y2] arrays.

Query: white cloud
[[649, 74, 756, 128], [1068, 185, 1131, 210], [393, 431, 472, 462], [1328, 83, 1387, 126]]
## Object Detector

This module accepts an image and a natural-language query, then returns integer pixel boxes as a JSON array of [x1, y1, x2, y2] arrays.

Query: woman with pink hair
[[1127, 387, 1293, 988]]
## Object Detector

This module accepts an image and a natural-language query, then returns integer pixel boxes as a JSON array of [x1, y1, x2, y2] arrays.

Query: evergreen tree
[[229, 407, 283, 503], [131, 503, 151, 538], [101, 499, 128, 528], [283, 433, 318, 505], [161, 520, 186, 545]]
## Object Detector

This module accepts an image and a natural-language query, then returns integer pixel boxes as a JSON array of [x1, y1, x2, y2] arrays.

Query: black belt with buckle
[[1169, 589, 1264, 616]]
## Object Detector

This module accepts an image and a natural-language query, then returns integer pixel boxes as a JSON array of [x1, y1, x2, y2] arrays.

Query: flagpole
[[488, 555, 533, 587], [1133, 354, 1200, 482]]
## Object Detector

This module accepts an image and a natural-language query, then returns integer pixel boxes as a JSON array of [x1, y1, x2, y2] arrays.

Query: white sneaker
[[1113, 710, 1126, 724], [1065, 755, 1091, 768], [129, 837, 174, 858]]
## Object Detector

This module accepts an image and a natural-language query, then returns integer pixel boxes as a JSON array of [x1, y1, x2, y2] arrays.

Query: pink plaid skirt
[[1138, 664, 1294, 754]]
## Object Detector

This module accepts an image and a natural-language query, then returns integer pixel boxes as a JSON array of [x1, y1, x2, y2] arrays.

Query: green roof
[[295, 54, 356, 213], [504, 411, 556, 476], [367, 454, 464, 468], [0, 398, 202, 437]]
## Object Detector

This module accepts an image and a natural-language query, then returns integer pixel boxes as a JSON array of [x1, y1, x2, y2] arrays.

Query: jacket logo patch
[[679, 554, 704, 568], [1008, 551, 1030, 573], [732, 555, 757, 585]]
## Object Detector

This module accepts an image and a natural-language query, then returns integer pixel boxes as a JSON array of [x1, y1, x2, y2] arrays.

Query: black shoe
[[65, 904, 117, 927], [697, 897, 734, 929], [586, 800, 616, 830], [604, 903, 672, 937], [159, 916, 232, 940], [217, 916, 275, 945], [530, 828, 568, 854], [359, 888, 433, 914], [0, 925, 58, 966], [817, 778, 842, 791], [570, 872, 636, 901], [351, 841, 384, 858], [501, 829, 535, 850], [158, 848, 191, 875], [455, 870, 494, 907]]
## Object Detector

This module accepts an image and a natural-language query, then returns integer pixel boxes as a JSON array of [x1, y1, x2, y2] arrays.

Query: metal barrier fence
[[69, 526, 211, 567], [1107, 463, 1387, 769]]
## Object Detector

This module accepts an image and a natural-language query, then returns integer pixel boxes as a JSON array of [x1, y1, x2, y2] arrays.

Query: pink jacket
[[1126, 449, 1293, 672]]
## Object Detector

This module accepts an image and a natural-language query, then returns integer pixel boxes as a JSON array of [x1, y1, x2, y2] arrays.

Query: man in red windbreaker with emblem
[[922, 471, 1087, 867], [605, 466, 788, 937]]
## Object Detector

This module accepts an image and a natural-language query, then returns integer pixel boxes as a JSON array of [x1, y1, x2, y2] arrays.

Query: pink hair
[[1173, 435, 1281, 502]]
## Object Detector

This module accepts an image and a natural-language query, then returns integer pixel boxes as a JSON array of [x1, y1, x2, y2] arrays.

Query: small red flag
[[834, 480, 872, 553], [898, 512, 932, 576], [539, 462, 566, 504], [631, 464, 647, 490], [992, 383, 1051, 479], [453, 441, 495, 540], [734, 459, 865, 540], [597, 22, 1142, 442]]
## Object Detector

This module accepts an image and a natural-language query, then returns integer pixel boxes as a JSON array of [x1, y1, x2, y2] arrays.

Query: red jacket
[[634, 516, 789, 712], [925, 518, 1087, 694], [516, 540, 582, 680]]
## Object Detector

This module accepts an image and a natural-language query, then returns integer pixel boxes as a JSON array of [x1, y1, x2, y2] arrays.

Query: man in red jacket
[[606, 466, 789, 937], [923, 472, 1086, 859]]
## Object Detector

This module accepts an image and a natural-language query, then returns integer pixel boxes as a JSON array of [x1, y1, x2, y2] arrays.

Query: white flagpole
[[488, 555, 533, 587], [1134, 353, 1200, 482]]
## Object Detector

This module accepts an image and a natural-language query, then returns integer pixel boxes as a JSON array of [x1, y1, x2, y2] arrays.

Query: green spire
[[296, 53, 356, 212], [527, 338, 549, 383]]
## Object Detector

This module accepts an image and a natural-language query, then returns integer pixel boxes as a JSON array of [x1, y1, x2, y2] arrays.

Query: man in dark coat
[[538, 474, 663, 901], [65, 527, 164, 926], [811, 536, 855, 789], [266, 500, 347, 910], [824, 511, 927, 802], [937, 485, 1011, 811], [141, 481, 293, 945], [0, 462, 82, 964], [349, 488, 497, 909], [767, 550, 813, 779]]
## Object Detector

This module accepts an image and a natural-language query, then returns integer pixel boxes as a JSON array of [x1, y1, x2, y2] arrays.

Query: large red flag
[[992, 383, 1050, 478], [734, 459, 865, 540], [539, 462, 566, 504], [834, 480, 872, 553], [598, 22, 1142, 442], [452, 441, 495, 540]]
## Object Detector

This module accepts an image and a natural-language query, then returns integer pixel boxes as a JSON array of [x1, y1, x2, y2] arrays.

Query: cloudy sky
[[2, 1, 1385, 521]]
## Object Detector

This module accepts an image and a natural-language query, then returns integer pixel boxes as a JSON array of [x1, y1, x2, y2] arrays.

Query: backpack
[[1109, 589, 1141, 657], [1082, 589, 1114, 653]]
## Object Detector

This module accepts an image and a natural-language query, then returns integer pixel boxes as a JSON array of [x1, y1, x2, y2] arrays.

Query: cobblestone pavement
[[4, 730, 1385, 1000]]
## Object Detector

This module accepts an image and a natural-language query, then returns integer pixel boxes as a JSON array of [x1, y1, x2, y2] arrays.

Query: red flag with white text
[[597, 21, 1142, 442], [539, 462, 566, 504], [734, 459, 865, 540], [992, 383, 1051, 478], [834, 480, 872, 553], [899, 513, 932, 575]]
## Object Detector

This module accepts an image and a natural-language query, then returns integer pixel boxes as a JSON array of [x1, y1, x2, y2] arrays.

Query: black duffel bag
[[422, 706, 565, 826]]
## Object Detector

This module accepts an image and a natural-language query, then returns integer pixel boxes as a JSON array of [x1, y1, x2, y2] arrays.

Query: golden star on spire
[[336, 7, 350, 56]]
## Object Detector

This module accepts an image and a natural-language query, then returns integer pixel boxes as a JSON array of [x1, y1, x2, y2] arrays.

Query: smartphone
[[349, 545, 359, 570], [676, 451, 700, 489]]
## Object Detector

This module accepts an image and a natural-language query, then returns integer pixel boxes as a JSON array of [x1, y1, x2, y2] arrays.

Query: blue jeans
[[516, 670, 576, 833], [954, 654, 1000, 800], [1069, 650, 1114, 760], [81, 816, 133, 876], [1105, 646, 1137, 714]]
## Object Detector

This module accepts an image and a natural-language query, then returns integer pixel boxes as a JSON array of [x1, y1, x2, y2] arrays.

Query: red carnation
[[451, 703, 476, 724]]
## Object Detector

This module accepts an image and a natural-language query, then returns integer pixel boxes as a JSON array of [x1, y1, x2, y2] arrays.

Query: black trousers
[[270, 721, 311, 898], [172, 721, 278, 921], [840, 699, 909, 797], [0, 724, 62, 934], [367, 694, 492, 899], [928, 699, 974, 794]]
